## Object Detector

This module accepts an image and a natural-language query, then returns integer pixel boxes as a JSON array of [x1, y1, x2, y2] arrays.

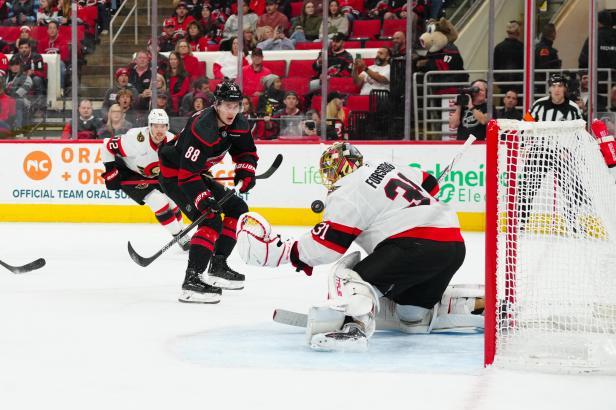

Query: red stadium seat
[[208, 78, 222, 92], [329, 77, 359, 95], [349, 20, 381, 40], [311, 95, 322, 112], [197, 61, 206, 77], [290, 2, 303, 17], [207, 43, 220, 51], [364, 58, 375, 67], [281, 76, 310, 96], [381, 19, 407, 38], [250, 94, 259, 109], [288, 59, 316, 78], [347, 95, 370, 112], [295, 42, 323, 50], [0, 27, 20, 43], [365, 40, 393, 49], [262, 60, 287, 77], [343, 41, 361, 49]]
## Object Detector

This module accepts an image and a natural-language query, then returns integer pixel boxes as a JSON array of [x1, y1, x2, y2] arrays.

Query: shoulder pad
[[188, 107, 221, 146]]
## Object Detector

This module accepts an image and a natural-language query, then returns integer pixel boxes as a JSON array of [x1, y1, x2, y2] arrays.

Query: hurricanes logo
[[437, 183, 455, 203], [23, 151, 52, 180]]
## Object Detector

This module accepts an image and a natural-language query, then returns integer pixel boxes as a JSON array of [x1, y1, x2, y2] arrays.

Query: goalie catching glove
[[236, 212, 295, 267]]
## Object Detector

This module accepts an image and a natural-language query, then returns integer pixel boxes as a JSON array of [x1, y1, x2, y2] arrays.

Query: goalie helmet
[[148, 109, 169, 126], [214, 78, 242, 103], [319, 142, 363, 191]]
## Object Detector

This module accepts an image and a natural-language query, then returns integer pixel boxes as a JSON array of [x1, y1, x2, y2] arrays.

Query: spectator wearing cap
[[265, 90, 303, 138], [290, 1, 322, 43], [180, 78, 214, 116], [5, 56, 32, 128], [213, 37, 248, 79], [96, 103, 132, 139], [153, 91, 171, 112], [318, 0, 349, 40], [160, 18, 181, 52], [257, 0, 290, 34], [310, 32, 352, 91], [166, 51, 191, 115], [4, 0, 36, 26], [185, 21, 209, 52], [172, 2, 196, 37], [257, 24, 294, 50], [13, 26, 37, 54], [0, 79, 16, 136], [353, 47, 391, 95], [530, 73, 582, 122], [175, 39, 201, 79], [242, 48, 272, 97], [224, 0, 258, 40], [102, 67, 139, 118], [62, 99, 105, 139], [493, 20, 523, 94], [326, 91, 347, 140], [257, 73, 284, 115]]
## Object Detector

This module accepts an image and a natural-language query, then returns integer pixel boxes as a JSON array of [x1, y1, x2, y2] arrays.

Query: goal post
[[484, 118, 616, 373]]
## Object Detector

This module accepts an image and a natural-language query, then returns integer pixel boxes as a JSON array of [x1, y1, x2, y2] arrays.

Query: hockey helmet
[[148, 108, 169, 126], [548, 73, 567, 87], [319, 142, 363, 191], [214, 78, 243, 103]]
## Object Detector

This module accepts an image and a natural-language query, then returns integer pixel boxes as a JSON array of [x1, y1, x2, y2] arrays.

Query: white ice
[[0, 223, 614, 410]]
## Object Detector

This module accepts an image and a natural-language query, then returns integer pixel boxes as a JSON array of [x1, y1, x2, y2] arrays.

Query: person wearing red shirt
[[0, 52, 8, 76], [172, 2, 196, 37], [37, 21, 69, 87], [257, 0, 289, 34], [166, 51, 190, 115], [185, 21, 209, 52], [175, 39, 201, 79], [0, 80, 16, 135], [241, 47, 271, 97]]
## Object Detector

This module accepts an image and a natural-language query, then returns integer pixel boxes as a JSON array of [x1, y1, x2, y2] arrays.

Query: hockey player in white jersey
[[236, 142, 482, 352], [101, 109, 190, 250]]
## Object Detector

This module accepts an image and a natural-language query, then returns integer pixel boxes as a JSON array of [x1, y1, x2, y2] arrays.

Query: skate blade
[[309, 334, 368, 353], [204, 276, 244, 290], [178, 290, 221, 304]]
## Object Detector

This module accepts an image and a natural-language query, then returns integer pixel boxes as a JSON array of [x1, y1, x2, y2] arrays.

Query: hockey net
[[485, 119, 616, 373]]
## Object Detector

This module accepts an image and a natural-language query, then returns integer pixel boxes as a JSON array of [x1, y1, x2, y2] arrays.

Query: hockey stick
[[121, 153, 284, 186], [0, 258, 46, 274], [127, 154, 283, 267], [437, 135, 477, 184]]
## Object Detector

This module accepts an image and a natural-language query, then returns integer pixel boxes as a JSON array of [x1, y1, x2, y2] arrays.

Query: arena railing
[[110, 0, 150, 84]]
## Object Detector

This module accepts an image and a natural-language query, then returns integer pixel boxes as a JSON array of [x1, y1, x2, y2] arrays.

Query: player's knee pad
[[222, 194, 249, 218], [144, 190, 172, 213]]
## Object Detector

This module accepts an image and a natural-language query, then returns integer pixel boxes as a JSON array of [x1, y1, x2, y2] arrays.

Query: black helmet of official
[[214, 78, 243, 102], [548, 73, 567, 88]]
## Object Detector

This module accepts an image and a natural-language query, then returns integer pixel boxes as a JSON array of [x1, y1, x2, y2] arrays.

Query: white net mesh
[[493, 119, 616, 373]]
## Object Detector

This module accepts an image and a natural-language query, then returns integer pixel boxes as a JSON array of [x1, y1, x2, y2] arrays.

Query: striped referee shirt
[[530, 96, 582, 121]]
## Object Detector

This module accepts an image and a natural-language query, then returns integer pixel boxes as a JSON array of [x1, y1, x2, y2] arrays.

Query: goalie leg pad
[[305, 306, 346, 344], [432, 284, 485, 332]]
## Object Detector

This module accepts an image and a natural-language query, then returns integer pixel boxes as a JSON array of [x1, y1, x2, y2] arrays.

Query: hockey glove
[[236, 212, 294, 267], [194, 190, 220, 218], [102, 167, 122, 190], [234, 162, 256, 193]]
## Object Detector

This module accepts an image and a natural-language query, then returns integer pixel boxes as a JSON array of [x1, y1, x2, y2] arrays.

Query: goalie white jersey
[[297, 161, 462, 267], [101, 126, 175, 177]]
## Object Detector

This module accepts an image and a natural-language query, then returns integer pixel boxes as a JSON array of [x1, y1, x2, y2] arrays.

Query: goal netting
[[485, 119, 616, 374]]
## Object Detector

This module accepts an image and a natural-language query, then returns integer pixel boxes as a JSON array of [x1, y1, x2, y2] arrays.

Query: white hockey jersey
[[297, 161, 462, 267], [101, 126, 175, 177]]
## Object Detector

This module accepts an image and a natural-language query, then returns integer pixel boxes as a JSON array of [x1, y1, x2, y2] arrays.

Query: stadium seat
[[347, 95, 370, 112], [290, 2, 303, 17], [295, 42, 323, 50], [381, 19, 407, 38], [207, 43, 220, 51], [349, 20, 381, 40], [328, 77, 359, 95], [365, 40, 393, 49], [281, 76, 310, 97], [208, 78, 222, 92], [250, 94, 259, 109], [311, 95, 322, 112], [262, 60, 287, 77], [364, 58, 375, 67], [197, 61, 206, 77], [288, 60, 316, 78], [343, 41, 361, 49], [0, 27, 20, 43]]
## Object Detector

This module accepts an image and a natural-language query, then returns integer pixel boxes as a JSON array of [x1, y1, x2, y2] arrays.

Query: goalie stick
[[121, 153, 284, 186], [0, 258, 46, 274], [127, 154, 283, 267], [437, 134, 477, 184]]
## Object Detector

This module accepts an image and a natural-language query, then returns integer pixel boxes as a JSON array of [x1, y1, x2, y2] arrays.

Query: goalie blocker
[[236, 142, 475, 352]]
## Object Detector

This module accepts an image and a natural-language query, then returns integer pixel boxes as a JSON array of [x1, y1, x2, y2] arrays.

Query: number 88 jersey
[[296, 161, 463, 267]]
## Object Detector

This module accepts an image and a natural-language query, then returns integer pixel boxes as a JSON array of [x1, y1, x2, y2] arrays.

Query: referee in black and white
[[529, 73, 582, 121]]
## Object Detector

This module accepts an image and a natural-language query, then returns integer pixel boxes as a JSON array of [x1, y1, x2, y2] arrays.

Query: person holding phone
[[352, 47, 391, 96]]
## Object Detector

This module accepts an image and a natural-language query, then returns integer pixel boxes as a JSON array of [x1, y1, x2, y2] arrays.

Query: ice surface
[[0, 224, 614, 410]]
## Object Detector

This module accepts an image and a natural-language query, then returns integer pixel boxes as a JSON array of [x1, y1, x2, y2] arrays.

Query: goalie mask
[[319, 142, 363, 191]]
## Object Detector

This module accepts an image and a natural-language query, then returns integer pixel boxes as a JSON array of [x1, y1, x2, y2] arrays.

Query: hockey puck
[[311, 200, 325, 214]]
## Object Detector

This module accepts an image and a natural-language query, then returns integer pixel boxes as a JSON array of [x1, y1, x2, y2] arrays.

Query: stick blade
[[273, 308, 308, 327], [127, 241, 155, 267], [0, 258, 46, 274]]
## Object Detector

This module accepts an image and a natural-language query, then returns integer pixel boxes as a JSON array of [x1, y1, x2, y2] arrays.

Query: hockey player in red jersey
[[101, 109, 190, 251], [236, 142, 480, 352], [158, 79, 258, 304]]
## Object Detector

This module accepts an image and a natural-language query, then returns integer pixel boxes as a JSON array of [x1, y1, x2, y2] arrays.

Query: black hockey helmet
[[214, 78, 243, 103], [548, 73, 567, 87]]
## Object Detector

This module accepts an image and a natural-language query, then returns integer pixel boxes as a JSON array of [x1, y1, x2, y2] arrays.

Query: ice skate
[[205, 255, 245, 290], [179, 269, 222, 304], [174, 233, 191, 251], [310, 322, 368, 352]]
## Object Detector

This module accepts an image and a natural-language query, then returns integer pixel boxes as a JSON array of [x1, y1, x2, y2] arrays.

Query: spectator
[[325, 91, 347, 140], [302, 108, 320, 137], [243, 25, 258, 54], [153, 91, 171, 112], [148, 40, 170, 75], [493, 20, 523, 94], [185, 0, 204, 19], [310, 32, 352, 90], [14, 26, 38, 53], [96, 103, 132, 139], [535, 23, 561, 70], [129, 50, 152, 95], [242, 95, 260, 136], [391, 31, 406, 58], [172, 2, 196, 37], [4, 0, 36, 25], [185, 21, 209, 52], [38, 21, 69, 87], [449, 79, 488, 141], [242, 47, 271, 98], [62, 99, 104, 139], [11, 40, 45, 106], [257, 0, 290, 34], [0, 79, 16, 136], [116, 88, 141, 125], [290, 1, 322, 43], [36, 0, 59, 26], [159, 18, 181, 52], [494, 89, 523, 120], [166, 51, 191, 115], [257, 73, 284, 115], [102, 67, 139, 118], [180, 78, 214, 116], [266, 90, 303, 137], [175, 39, 201, 79], [337, 0, 363, 22], [529, 73, 582, 121], [318, 0, 349, 40], [213, 37, 248, 79], [223, 0, 258, 39], [352, 47, 391, 95], [56, 0, 71, 26], [5, 58, 32, 129], [257, 24, 294, 50], [199, 3, 224, 44]]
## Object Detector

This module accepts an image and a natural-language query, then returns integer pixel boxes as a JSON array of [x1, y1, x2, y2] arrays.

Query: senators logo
[[137, 132, 145, 142]]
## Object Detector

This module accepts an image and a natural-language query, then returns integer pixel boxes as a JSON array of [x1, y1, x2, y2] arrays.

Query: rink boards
[[0, 140, 486, 231]]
